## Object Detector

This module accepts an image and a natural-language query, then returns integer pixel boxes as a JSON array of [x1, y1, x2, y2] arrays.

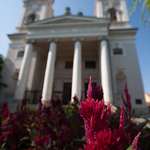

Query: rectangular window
[[135, 99, 143, 104], [17, 51, 24, 57], [63, 83, 71, 105], [65, 61, 73, 69], [113, 48, 123, 55], [85, 61, 96, 68]]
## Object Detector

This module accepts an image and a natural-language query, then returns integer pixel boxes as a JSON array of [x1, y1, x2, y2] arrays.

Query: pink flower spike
[[122, 82, 132, 113], [87, 76, 92, 99], [121, 95, 127, 107], [2, 102, 10, 119], [120, 106, 125, 126], [124, 81, 128, 93], [132, 132, 141, 150]]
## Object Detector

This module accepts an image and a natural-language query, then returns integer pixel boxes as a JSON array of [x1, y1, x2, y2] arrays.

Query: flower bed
[[0, 77, 150, 150]]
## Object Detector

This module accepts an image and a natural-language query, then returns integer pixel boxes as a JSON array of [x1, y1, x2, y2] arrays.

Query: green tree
[[0, 54, 7, 88], [129, 0, 150, 26]]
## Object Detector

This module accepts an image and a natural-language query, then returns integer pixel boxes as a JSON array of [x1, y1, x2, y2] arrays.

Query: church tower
[[95, 0, 129, 22], [16, 0, 54, 32]]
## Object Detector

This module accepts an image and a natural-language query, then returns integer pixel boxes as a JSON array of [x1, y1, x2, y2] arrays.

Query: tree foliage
[[128, 0, 150, 26], [0, 55, 7, 88], [0, 55, 3, 73]]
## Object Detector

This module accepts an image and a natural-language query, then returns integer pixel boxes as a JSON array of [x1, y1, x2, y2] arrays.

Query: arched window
[[17, 51, 24, 58], [27, 13, 36, 23], [107, 8, 117, 21], [116, 71, 126, 94]]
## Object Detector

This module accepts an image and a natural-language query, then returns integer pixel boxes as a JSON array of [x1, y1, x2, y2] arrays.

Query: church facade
[[0, 0, 148, 112]]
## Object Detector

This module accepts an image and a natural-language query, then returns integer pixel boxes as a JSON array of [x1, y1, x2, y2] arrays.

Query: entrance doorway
[[63, 83, 72, 105]]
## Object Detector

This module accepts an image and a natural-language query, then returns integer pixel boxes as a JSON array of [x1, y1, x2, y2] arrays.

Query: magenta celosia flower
[[2, 102, 10, 120], [87, 76, 92, 99], [79, 77, 112, 146], [118, 120, 132, 148], [87, 76, 103, 101], [132, 132, 141, 150], [84, 129, 121, 150], [120, 105, 126, 127], [35, 134, 51, 148], [118, 105, 132, 148], [121, 81, 132, 114], [79, 77, 141, 150], [73, 95, 79, 105], [79, 99, 112, 144]]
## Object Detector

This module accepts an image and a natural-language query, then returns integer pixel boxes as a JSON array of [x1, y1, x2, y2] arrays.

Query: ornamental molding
[[29, 27, 107, 35]]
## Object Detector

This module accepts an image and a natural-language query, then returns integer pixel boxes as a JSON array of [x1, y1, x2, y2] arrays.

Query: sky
[[0, 0, 150, 93]]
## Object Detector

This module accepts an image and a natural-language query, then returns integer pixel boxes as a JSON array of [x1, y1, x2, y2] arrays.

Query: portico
[[14, 36, 113, 104]]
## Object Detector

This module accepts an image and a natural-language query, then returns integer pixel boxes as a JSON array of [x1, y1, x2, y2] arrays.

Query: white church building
[[0, 0, 148, 112]]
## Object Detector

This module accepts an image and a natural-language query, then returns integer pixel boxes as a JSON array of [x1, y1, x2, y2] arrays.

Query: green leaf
[[134, 121, 148, 129], [27, 128, 31, 133], [1, 142, 6, 150], [23, 124, 29, 128], [126, 145, 134, 150], [20, 136, 30, 141]]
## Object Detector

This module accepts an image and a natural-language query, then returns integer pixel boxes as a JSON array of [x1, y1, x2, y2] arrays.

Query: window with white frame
[[113, 48, 123, 55], [17, 51, 24, 58]]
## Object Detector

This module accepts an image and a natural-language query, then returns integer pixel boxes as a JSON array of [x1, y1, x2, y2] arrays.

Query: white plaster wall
[[109, 37, 148, 112], [0, 44, 25, 103]]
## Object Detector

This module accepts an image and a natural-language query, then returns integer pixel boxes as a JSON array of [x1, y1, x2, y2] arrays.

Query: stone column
[[95, 0, 103, 18], [42, 41, 57, 102], [71, 39, 82, 102], [14, 40, 34, 101], [100, 39, 113, 104]]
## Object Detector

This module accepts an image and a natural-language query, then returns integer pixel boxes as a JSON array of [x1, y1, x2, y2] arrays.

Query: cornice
[[109, 28, 138, 36], [8, 33, 27, 41], [26, 15, 110, 29]]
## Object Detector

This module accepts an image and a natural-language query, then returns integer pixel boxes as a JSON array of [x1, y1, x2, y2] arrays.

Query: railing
[[110, 21, 131, 29], [25, 90, 87, 104], [25, 90, 64, 104], [25, 90, 42, 104], [53, 91, 63, 100]]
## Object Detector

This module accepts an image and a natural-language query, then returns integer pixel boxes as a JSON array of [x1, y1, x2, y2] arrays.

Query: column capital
[[47, 38, 58, 43], [26, 39, 35, 44], [98, 36, 108, 42], [72, 37, 84, 42]]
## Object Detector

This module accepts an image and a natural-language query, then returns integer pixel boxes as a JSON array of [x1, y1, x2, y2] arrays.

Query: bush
[[0, 97, 84, 150]]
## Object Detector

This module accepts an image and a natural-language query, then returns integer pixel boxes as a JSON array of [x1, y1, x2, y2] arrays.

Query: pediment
[[27, 15, 110, 27]]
